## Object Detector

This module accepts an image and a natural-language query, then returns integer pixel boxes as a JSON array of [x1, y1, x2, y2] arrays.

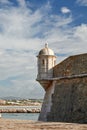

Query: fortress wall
[[47, 76, 87, 123], [38, 81, 56, 121], [53, 53, 87, 77]]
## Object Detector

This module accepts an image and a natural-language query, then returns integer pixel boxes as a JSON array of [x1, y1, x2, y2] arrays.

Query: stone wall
[[47, 76, 87, 123], [53, 53, 87, 77], [38, 81, 55, 121]]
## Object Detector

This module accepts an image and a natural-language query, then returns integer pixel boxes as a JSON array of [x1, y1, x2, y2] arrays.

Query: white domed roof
[[39, 44, 54, 56]]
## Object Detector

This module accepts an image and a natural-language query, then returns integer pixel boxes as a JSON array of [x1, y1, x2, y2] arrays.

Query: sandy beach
[[0, 118, 87, 130]]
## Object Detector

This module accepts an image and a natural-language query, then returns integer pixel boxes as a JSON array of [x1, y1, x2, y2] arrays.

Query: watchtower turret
[[36, 43, 56, 90]]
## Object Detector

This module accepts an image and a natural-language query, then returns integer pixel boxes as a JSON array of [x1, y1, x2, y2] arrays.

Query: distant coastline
[[0, 107, 41, 113], [0, 98, 42, 106], [0, 99, 42, 113]]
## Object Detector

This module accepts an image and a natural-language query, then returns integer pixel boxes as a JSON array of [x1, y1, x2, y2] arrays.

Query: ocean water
[[2, 113, 39, 121], [0, 106, 41, 120]]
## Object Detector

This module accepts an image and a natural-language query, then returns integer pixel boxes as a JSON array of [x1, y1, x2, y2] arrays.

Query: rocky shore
[[0, 118, 87, 130], [0, 108, 40, 113]]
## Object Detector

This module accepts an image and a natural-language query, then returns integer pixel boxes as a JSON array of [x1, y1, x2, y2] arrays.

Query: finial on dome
[[45, 43, 48, 48]]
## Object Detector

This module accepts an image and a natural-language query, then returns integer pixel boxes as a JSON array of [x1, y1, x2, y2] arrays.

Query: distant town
[[0, 98, 43, 106]]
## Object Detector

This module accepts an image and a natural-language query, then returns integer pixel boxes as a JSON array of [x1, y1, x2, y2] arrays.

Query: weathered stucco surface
[[38, 81, 55, 121], [47, 77, 87, 123]]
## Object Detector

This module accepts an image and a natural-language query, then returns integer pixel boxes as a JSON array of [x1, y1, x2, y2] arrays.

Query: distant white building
[[0, 99, 6, 105]]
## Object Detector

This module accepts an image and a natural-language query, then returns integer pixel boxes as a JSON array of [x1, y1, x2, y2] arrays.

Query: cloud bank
[[77, 0, 87, 6], [0, 0, 87, 98]]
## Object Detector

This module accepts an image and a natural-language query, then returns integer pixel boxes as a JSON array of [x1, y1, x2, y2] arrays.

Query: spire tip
[[45, 43, 48, 48]]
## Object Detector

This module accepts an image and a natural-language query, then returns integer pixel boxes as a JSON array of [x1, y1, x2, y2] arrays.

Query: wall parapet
[[37, 74, 87, 81]]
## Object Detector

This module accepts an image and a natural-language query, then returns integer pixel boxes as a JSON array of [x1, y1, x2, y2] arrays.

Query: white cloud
[[74, 24, 87, 41], [0, 0, 11, 4], [77, 0, 87, 6], [61, 7, 71, 14], [17, 0, 26, 8], [0, 0, 87, 99]]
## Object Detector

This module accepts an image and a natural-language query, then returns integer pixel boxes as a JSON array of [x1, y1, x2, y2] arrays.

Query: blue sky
[[0, 0, 87, 99]]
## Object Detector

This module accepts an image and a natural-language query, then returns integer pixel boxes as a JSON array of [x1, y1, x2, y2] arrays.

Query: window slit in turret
[[42, 59, 45, 65]]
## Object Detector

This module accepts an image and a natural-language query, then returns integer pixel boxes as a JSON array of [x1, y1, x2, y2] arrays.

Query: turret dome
[[39, 43, 54, 56]]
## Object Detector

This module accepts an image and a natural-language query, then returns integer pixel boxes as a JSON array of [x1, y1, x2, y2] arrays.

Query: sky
[[0, 0, 87, 99]]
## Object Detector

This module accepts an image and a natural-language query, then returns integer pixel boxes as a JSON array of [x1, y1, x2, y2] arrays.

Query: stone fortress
[[36, 44, 87, 123]]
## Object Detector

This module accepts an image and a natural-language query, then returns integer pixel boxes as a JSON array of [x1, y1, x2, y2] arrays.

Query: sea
[[2, 113, 39, 120], [0, 106, 40, 121]]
